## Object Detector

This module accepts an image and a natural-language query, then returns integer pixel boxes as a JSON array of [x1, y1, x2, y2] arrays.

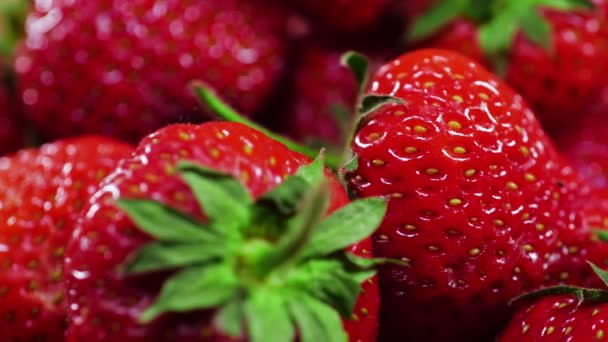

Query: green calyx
[[116, 155, 388, 342], [408, 0, 594, 72], [510, 261, 608, 307], [0, 0, 29, 59]]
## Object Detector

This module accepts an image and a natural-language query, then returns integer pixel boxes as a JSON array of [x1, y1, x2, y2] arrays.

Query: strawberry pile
[[3, 0, 608, 341]]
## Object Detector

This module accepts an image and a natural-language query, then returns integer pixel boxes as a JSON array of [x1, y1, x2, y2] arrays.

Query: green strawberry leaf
[[257, 181, 329, 275], [284, 259, 364, 317], [407, 0, 470, 42], [537, 0, 594, 11], [344, 156, 358, 173], [359, 95, 405, 117], [295, 152, 326, 186], [287, 293, 348, 342], [300, 197, 387, 259], [248, 175, 309, 239], [178, 161, 252, 235], [520, 9, 553, 53], [595, 229, 608, 242], [123, 241, 225, 274], [116, 199, 219, 243], [463, 0, 495, 21], [141, 264, 239, 323], [215, 298, 245, 337], [247, 156, 325, 239], [340, 51, 369, 94], [256, 175, 309, 216], [245, 290, 294, 342], [478, 9, 520, 56], [589, 261, 608, 288]]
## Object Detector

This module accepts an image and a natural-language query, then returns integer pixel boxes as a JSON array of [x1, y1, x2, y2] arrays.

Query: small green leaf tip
[[595, 229, 608, 242], [359, 94, 405, 116], [300, 197, 387, 259], [589, 261, 608, 288], [407, 0, 470, 42], [118, 157, 388, 341], [520, 10, 553, 53], [340, 51, 369, 94]]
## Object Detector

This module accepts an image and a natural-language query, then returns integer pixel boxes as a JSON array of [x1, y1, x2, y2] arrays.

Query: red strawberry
[[346, 49, 589, 341], [285, 47, 358, 148], [64, 122, 385, 341], [0, 75, 24, 155], [0, 136, 132, 341], [287, 0, 389, 33], [408, 0, 608, 132], [498, 264, 608, 342], [554, 86, 608, 190], [15, 0, 289, 143]]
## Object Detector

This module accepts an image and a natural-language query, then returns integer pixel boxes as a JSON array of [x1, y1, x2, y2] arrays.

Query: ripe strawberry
[[15, 0, 289, 143], [64, 122, 386, 341], [408, 0, 608, 132], [498, 263, 608, 341], [287, 0, 389, 32], [284, 47, 358, 148], [346, 49, 588, 341], [0, 75, 24, 155], [282, 46, 392, 153], [554, 87, 608, 190], [0, 136, 133, 341]]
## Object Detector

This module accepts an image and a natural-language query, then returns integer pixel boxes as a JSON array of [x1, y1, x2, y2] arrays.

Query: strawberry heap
[[3, 0, 608, 341]]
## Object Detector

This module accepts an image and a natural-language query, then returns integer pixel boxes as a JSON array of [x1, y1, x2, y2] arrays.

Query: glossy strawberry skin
[[498, 294, 608, 341], [16, 0, 288, 143], [64, 122, 379, 341], [0, 137, 133, 341], [347, 49, 586, 341], [420, 8, 608, 132]]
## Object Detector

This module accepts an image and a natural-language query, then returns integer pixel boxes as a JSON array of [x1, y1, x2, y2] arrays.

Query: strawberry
[[64, 121, 386, 341], [407, 0, 608, 132], [554, 87, 608, 190], [345, 49, 589, 341], [15, 0, 289, 143], [0, 136, 132, 341], [287, 0, 389, 33], [281, 47, 391, 153], [498, 263, 608, 341], [285, 47, 358, 148]]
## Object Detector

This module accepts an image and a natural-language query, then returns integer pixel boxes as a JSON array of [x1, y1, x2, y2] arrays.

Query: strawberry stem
[[192, 82, 343, 170]]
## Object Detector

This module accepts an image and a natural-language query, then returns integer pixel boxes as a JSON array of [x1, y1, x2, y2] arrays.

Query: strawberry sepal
[[410, 0, 596, 71], [117, 155, 388, 342]]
